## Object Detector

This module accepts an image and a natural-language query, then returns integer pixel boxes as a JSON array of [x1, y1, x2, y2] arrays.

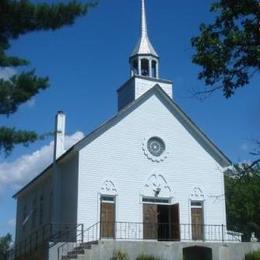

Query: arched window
[[152, 60, 157, 78], [132, 59, 138, 75], [141, 59, 149, 76]]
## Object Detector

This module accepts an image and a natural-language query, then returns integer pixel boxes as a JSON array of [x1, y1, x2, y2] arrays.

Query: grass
[[245, 250, 260, 260], [136, 254, 161, 260], [110, 250, 129, 260]]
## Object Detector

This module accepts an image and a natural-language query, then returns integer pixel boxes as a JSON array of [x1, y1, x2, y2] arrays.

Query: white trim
[[101, 195, 116, 204], [191, 202, 203, 208], [142, 196, 172, 205]]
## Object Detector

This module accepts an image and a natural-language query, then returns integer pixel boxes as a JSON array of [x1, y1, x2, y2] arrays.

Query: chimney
[[54, 111, 66, 160]]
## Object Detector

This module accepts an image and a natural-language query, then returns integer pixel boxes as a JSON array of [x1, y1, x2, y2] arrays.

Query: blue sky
[[0, 0, 259, 238]]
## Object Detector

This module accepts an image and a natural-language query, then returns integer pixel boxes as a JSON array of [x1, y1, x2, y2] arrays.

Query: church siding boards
[[117, 76, 173, 110], [75, 86, 230, 168], [13, 87, 229, 244], [12, 87, 230, 201], [77, 93, 227, 232], [15, 169, 52, 243], [14, 153, 79, 243], [59, 154, 79, 225], [133, 77, 172, 99]]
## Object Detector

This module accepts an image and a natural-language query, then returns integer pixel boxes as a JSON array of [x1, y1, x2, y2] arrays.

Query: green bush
[[111, 250, 129, 260], [245, 250, 260, 260], [136, 254, 160, 260]]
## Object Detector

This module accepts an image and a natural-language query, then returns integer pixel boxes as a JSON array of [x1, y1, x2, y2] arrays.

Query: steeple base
[[117, 76, 173, 111]]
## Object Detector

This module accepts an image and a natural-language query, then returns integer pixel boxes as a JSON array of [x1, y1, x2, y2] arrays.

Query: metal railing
[[57, 222, 99, 260], [97, 222, 241, 242], [14, 223, 83, 259], [57, 222, 242, 260]]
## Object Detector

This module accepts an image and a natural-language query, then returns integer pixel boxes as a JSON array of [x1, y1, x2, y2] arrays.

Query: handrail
[[49, 223, 84, 247], [57, 222, 100, 260]]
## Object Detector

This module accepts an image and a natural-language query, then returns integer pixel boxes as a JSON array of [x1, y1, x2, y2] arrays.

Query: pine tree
[[0, 233, 12, 260], [0, 0, 97, 155]]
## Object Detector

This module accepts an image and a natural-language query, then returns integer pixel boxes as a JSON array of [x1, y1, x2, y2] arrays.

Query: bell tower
[[117, 0, 173, 111]]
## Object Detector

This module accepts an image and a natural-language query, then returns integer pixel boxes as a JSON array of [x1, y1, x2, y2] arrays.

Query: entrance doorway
[[100, 196, 115, 239], [143, 201, 180, 241]]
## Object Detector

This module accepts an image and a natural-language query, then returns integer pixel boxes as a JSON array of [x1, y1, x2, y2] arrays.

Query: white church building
[[12, 1, 243, 259]]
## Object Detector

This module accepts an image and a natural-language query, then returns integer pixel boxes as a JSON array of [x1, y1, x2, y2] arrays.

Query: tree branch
[[0, 70, 48, 115], [0, 127, 38, 156]]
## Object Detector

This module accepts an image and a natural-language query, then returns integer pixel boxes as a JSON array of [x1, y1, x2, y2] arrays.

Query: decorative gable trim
[[142, 172, 172, 198], [100, 180, 117, 196], [190, 187, 205, 201]]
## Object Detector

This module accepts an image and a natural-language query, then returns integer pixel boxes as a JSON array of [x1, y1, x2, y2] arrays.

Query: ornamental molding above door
[[190, 187, 205, 201], [100, 180, 117, 196], [142, 172, 172, 198]]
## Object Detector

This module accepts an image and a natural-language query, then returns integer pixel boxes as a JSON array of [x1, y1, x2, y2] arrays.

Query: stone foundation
[[69, 241, 260, 260]]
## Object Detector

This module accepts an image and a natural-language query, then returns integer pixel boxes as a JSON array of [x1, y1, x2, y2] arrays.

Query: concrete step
[[80, 241, 98, 248], [68, 249, 84, 256], [71, 246, 85, 254], [61, 241, 99, 260], [61, 255, 77, 260]]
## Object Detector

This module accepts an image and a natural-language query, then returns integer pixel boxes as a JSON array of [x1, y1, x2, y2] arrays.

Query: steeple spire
[[131, 0, 158, 58], [129, 0, 159, 79], [141, 0, 148, 37]]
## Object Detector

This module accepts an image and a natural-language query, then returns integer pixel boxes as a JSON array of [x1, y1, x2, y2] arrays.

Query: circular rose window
[[142, 136, 168, 162], [147, 137, 166, 157]]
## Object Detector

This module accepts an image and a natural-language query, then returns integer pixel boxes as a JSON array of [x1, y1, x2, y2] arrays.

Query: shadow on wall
[[183, 246, 212, 260]]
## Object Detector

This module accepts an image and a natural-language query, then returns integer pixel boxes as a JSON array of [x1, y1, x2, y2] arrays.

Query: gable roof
[[13, 85, 231, 198], [73, 85, 231, 168]]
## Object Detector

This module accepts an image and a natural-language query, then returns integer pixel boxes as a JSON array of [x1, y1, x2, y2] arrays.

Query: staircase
[[61, 241, 98, 260]]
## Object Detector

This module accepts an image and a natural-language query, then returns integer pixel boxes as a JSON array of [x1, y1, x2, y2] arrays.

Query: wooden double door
[[143, 203, 180, 241]]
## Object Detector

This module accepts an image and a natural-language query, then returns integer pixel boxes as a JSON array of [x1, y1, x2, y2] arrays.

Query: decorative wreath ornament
[[142, 136, 169, 162]]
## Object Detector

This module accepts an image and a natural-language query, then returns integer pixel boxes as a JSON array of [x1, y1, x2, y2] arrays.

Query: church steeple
[[117, 0, 172, 111], [130, 0, 159, 79]]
